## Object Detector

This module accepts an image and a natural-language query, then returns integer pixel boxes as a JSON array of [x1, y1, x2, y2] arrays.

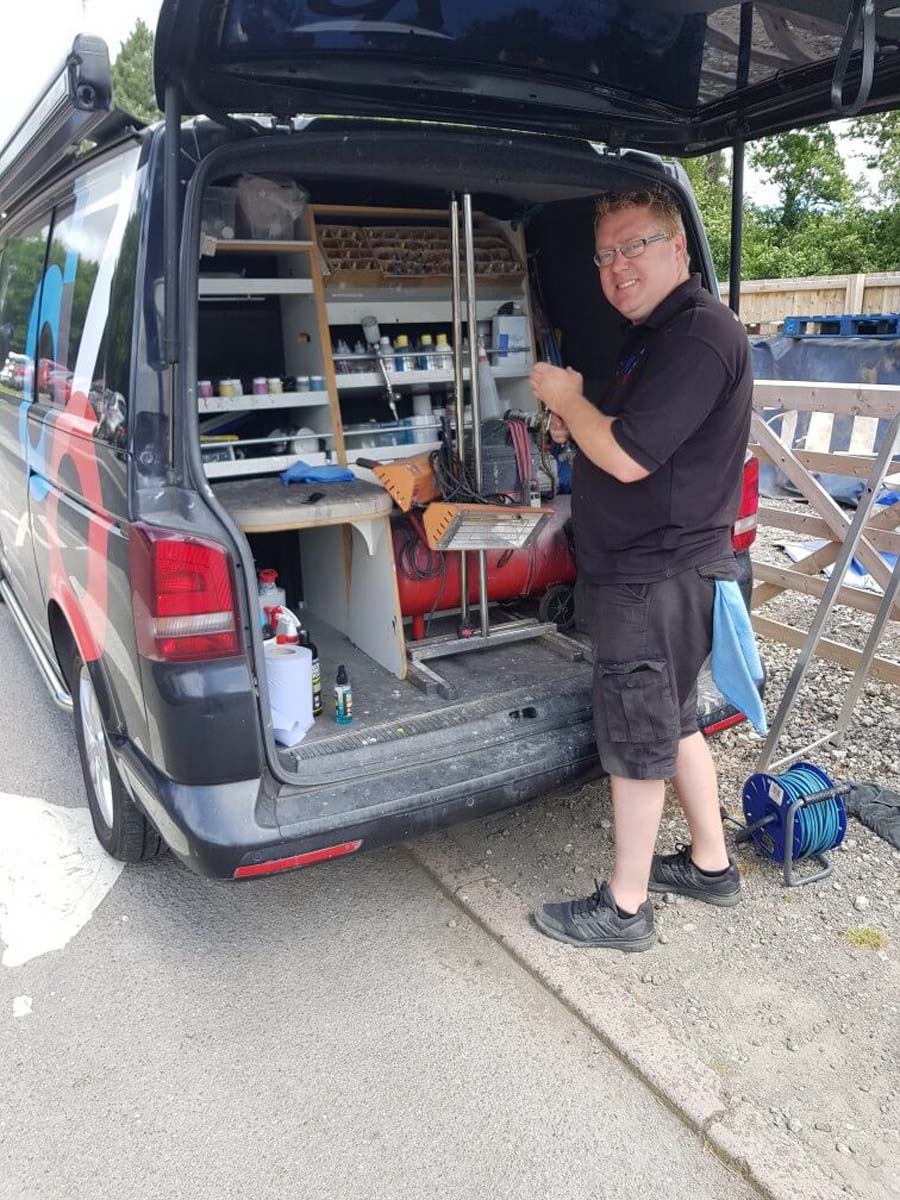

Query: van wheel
[[71, 651, 163, 862]]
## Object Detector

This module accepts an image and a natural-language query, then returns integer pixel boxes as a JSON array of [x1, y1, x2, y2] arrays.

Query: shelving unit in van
[[197, 223, 345, 479], [313, 204, 536, 471]]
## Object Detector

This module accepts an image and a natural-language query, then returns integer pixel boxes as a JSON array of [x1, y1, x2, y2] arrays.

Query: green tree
[[110, 19, 161, 126], [748, 128, 853, 230], [679, 152, 732, 278], [851, 111, 900, 203]]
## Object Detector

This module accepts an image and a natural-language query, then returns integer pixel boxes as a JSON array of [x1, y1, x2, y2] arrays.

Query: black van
[[1, 2, 891, 880]]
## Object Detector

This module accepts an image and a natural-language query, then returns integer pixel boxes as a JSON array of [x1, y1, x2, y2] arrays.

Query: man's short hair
[[593, 189, 686, 241]]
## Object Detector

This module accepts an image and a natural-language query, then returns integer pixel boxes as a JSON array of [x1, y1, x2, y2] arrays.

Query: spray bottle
[[265, 605, 300, 645], [334, 664, 353, 725]]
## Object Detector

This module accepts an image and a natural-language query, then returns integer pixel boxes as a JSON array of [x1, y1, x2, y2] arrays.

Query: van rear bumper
[[112, 716, 601, 879]]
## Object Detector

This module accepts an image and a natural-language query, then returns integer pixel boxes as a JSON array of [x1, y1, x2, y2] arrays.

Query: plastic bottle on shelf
[[354, 339, 368, 372], [334, 338, 351, 373], [418, 333, 434, 371], [394, 334, 410, 372], [477, 342, 504, 420], [435, 332, 452, 370], [378, 335, 393, 374]]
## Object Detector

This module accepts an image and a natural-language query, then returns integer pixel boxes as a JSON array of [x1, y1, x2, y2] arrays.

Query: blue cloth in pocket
[[711, 580, 767, 735]]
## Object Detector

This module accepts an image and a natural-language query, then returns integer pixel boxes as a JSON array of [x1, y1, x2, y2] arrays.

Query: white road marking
[[0, 794, 124, 967]]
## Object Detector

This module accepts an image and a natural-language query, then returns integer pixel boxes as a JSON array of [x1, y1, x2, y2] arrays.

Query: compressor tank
[[394, 496, 575, 639]]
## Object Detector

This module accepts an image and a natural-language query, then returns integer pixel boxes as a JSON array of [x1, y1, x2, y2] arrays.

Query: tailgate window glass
[[216, 3, 864, 112]]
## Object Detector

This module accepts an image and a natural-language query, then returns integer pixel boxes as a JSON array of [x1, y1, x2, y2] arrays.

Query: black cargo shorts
[[582, 558, 740, 781]]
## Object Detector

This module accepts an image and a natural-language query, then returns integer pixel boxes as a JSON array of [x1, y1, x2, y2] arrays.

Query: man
[[529, 189, 753, 953]]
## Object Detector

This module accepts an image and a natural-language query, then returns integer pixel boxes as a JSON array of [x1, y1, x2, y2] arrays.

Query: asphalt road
[[0, 607, 757, 1200]]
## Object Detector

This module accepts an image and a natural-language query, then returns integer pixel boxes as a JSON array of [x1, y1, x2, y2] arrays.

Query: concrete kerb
[[409, 836, 855, 1200]]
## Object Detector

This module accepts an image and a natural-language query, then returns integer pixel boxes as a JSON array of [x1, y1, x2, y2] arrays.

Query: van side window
[[35, 148, 140, 445], [0, 219, 51, 400]]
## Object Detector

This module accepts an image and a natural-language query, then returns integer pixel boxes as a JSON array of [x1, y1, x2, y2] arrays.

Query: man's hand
[[530, 363, 584, 419], [530, 361, 649, 484], [548, 413, 570, 444]]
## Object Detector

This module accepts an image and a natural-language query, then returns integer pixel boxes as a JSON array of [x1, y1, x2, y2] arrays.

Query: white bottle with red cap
[[257, 568, 286, 623]]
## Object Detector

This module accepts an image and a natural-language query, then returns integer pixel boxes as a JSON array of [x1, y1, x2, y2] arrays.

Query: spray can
[[299, 624, 322, 717], [334, 664, 353, 724]]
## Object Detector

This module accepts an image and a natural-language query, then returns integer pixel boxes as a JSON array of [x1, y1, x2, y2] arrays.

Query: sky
[[0, 0, 881, 206]]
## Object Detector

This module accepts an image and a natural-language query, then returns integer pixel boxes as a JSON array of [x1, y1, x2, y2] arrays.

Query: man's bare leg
[[672, 731, 729, 871], [608, 776, 666, 913]]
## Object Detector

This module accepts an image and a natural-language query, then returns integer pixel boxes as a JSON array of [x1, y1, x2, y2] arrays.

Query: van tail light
[[731, 454, 759, 553], [130, 524, 242, 662]]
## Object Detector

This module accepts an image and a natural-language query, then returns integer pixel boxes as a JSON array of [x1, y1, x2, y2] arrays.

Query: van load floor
[[280, 607, 593, 769]]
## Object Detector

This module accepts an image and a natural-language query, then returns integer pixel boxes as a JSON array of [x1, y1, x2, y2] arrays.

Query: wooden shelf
[[198, 390, 330, 414], [199, 277, 315, 297]]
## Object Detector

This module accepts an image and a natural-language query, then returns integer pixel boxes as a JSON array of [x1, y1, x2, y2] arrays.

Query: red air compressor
[[393, 496, 576, 640]]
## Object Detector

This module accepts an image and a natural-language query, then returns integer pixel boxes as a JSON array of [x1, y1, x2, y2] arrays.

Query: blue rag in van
[[711, 580, 768, 735], [281, 461, 355, 485]]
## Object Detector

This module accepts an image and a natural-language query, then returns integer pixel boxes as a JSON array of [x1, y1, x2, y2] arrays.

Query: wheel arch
[[47, 600, 125, 735]]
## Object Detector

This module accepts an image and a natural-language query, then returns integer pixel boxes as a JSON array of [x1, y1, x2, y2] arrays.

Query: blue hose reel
[[738, 763, 849, 887]]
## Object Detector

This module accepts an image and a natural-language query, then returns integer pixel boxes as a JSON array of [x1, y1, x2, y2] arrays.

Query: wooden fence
[[720, 272, 900, 331], [749, 379, 900, 768]]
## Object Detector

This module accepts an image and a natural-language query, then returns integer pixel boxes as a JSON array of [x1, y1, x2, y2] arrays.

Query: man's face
[[595, 205, 688, 323]]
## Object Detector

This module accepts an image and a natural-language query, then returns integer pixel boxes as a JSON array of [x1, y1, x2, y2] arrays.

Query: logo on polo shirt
[[617, 348, 646, 385]]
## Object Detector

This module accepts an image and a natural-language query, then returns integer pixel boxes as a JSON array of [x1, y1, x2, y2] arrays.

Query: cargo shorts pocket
[[594, 658, 679, 744], [696, 557, 741, 583]]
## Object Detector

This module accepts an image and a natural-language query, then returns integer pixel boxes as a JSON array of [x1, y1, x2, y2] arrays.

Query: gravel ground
[[439, 500, 900, 1200]]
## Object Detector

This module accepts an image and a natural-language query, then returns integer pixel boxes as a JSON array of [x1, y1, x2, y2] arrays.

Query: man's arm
[[530, 364, 649, 484]]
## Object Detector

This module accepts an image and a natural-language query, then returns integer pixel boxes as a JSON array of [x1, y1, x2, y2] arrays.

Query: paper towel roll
[[264, 643, 314, 746]]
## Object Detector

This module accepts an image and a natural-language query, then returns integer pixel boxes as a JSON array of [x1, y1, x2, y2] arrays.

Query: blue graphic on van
[[20, 242, 80, 502]]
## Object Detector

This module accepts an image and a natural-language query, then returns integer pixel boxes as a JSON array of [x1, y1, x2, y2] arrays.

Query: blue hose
[[742, 763, 847, 862]]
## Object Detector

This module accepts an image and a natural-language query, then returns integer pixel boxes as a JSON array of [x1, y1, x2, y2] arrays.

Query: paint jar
[[310, 375, 326, 391], [198, 379, 213, 399], [252, 376, 268, 395], [267, 376, 283, 394], [296, 375, 311, 392]]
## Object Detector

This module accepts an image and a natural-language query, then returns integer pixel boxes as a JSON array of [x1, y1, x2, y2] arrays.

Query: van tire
[[71, 649, 164, 863]]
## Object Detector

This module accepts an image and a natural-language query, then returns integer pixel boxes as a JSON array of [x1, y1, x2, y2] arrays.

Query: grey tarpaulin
[[845, 782, 900, 850], [751, 335, 900, 503]]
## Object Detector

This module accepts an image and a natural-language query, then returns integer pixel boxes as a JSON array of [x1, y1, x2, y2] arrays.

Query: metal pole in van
[[449, 195, 469, 627], [462, 192, 490, 639]]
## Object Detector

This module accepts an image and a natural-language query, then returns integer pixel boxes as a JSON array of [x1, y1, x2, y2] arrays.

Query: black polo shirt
[[571, 274, 752, 584]]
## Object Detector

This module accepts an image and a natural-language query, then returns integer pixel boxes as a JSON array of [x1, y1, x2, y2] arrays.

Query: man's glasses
[[593, 231, 671, 269]]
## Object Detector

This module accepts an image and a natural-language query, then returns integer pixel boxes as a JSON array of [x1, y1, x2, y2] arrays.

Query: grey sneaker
[[534, 880, 656, 952], [649, 844, 741, 907]]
